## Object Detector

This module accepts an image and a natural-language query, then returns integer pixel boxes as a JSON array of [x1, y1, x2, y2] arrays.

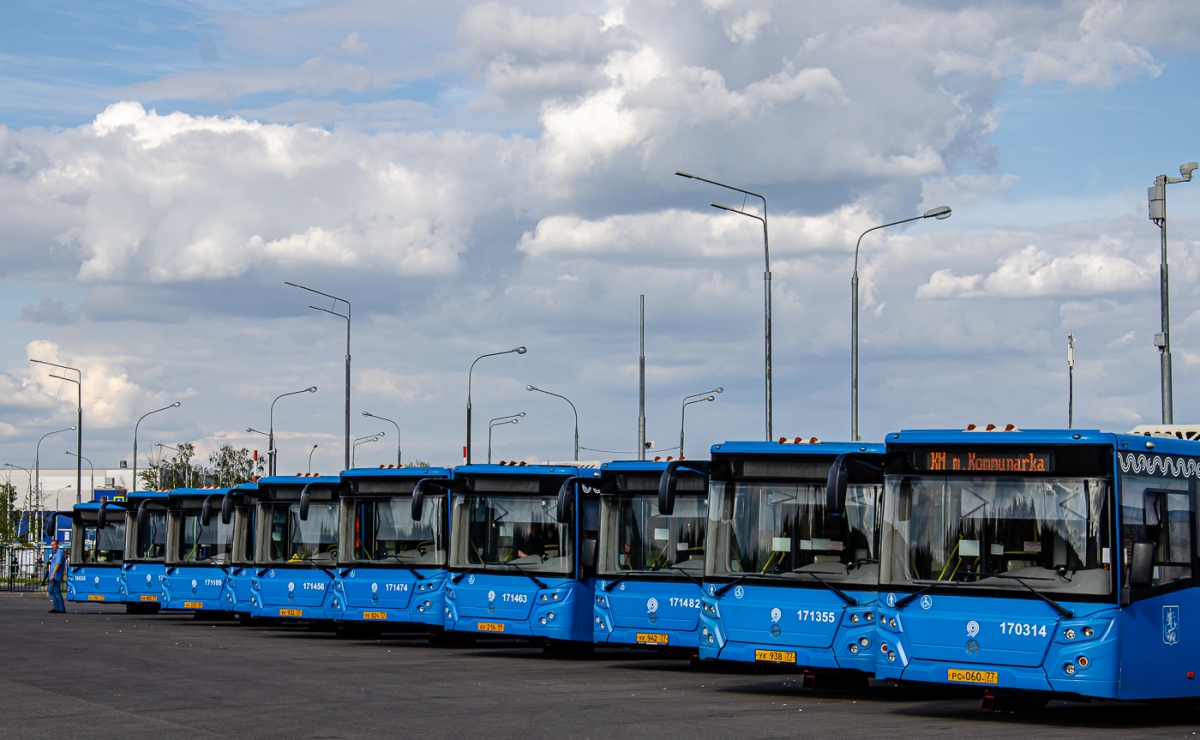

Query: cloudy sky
[[3, 0, 1200, 481]]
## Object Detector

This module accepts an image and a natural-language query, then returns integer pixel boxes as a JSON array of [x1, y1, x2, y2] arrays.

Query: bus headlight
[[1064, 628, 1076, 640], [1064, 662, 1076, 675], [849, 644, 859, 654], [1083, 626, 1094, 638], [1077, 655, 1090, 669]]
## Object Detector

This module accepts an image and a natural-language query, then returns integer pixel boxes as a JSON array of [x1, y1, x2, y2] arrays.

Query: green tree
[[0, 480, 17, 544], [404, 460, 431, 468], [207, 444, 262, 487]]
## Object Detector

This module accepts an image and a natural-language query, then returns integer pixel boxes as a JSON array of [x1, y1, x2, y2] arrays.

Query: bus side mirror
[[556, 477, 580, 524], [1128, 539, 1155, 589], [658, 461, 685, 516], [299, 486, 311, 522], [220, 493, 235, 526], [201, 495, 217, 527], [826, 453, 851, 516], [412, 478, 446, 521], [97, 500, 113, 528]]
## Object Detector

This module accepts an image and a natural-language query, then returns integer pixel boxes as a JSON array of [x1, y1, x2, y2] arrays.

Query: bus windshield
[[599, 494, 706, 576], [263, 502, 339, 565], [450, 494, 572, 574], [707, 481, 880, 584], [177, 512, 234, 564], [132, 512, 167, 561], [72, 521, 125, 564], [880, 476, 1112, 595], [349, 497, 445, 565]]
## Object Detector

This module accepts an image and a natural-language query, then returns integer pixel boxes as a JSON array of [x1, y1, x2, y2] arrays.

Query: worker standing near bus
[[47, 540, 66, 613]]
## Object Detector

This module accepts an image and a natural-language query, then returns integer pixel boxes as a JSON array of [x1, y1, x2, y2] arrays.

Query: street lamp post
[[488, 413, 525, 464], [35, 426, 75, 535], [30, 359, 83, 506], [680, 388, 721, 459], [851, 206, 952, 441], [268, 387, 317, 476], [1067, 334, 1076, 429], [286, 281, 352, 470], [676, 171, 772, 440], [363, 411, 402, 467], [1148, 162, 1197, 424], [526, 385, 579, 461], [466, 347, 527, 464], [132, 403, 180, 492], [352, 435, 380, 467], [308, 444, 319, 474], [64, 451, 94, 497]]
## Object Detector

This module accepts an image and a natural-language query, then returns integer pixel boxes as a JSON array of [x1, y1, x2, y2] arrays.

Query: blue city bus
[[436, 463, 600, 646], [336, 466, 451, 634], [670, 439, 885, 680], [121, 490, 169, 612], [217, 482, 260, 619], [67, 498, 128, 605], [162, 487, 235, 615], [593, 460, 708, 654], [250, 475, 343, 621], [872, 425, 1200, 706]]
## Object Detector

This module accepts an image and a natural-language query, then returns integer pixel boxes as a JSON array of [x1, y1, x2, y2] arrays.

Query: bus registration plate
[[636, 633, 669, 645], [87, 595, 105, 601], [140, 595, 158, 602], [279, 608, 303, 617], [184, 602, 204, 609], [755, 650, 797, 664], [363, 611, 388, 620], [478, 622, 505, 632], [947, 668, 998, 685]]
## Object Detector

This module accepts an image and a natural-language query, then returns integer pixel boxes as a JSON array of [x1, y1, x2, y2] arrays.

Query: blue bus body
[[121, 491, 170, 612], [694, 440, 885, 676], [444, 464, 599, 644], [593, 461, 707, 653], [874, 427, 1200, 702], [162, 487, 236, 613], [67, 499, 128, 604], [251, 475, 342, 621], [336, 467, 452, 632], [218, 483, 260, 617]]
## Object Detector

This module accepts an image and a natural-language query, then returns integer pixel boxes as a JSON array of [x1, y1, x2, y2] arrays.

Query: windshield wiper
[[500, 562, 548, 589], [451, 567, 482, 584], [714, 573, 754, 597], [895, 580, 960, 610], [602, 570, 635, 592], [975, 571, 1074, 618], [790, 570, 858, 606], [376, 554, 427, 581]]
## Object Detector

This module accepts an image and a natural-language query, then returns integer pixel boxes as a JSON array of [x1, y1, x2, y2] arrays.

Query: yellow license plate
[[87, 595, 105, 601], [478, 622, 505, 632], [363, 611, 388, 620], [636, 633, 669, 645], [140, 595, 158, 602], [184, 602, 204, 609], [279, 608, 303, 617], [755, 649, 797, 664], [948, 668, 999, 685]]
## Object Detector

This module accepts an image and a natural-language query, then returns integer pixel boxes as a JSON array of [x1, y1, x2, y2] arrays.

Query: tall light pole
[[488, 413, 524, 464], [1148, 162, 1197, 424], [35, 426, 75, 534], [467, 347, 527, 464], [308, 444, 319, 474], [64, 451, 94, 498], [268, 387, 317, 476], [286, 281, 352, 470], [132, 403, 179, 492], [680, 388, 721, 459], [676, 171, 772, 440], [30, 359, 82, 504], [1067, 334, 1076, 429], [851, 206, 952, 441], [363, 411, 401, 467], [352, 435, 380, 467], [526, 385, 579, 461]]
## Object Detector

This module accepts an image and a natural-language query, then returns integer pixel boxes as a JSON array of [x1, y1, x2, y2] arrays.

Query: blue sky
[[3, 1, 1200, 491]]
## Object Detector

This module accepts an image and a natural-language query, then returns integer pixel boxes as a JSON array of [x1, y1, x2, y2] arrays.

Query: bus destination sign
[[917, 450, 1054, 473]]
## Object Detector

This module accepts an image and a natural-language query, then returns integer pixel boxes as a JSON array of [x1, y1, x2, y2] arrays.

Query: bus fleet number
[[797, 610, 837, 623], [999, 622, 1046, 637]]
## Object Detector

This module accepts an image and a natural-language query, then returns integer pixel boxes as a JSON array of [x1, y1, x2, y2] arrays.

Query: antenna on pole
[[1067, 333, 1076, 428], [638, 295, 646, 461]]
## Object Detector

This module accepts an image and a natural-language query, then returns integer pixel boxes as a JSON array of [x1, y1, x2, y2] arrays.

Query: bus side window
[[1122, 477, 1194, 588]]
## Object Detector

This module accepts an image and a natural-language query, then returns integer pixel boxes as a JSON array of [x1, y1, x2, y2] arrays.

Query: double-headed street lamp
[[851, 206, 952, 441], [36, 426, 76, 520], [352, 434, 381, 467], [1148, 162, 1197, 424], [680, 387, 721, 459], [268, 387, 317, 476], [64, 451, 94, 497], [286, 281, 352, 470], [488, 413, 525, 464], [677, 171, 772, 440], [363, 411, 401, 467], [526, 385, 578, 461], [31, 359, 82, 504], [132, 403, 180, 492], [466, 347, 527, 464]]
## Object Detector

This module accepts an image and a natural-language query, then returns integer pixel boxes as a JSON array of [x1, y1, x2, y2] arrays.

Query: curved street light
[[466, 347, 527, 464], [31, 359, 82, 504], [308, 444, 319, 474], [132, 403, 179, 492], [351, 435, 381, 467], [677, 171, 772, 440], [363, 411, 402, 467], [64, 451, 94, 498], [268, 387, 317, 476], [286, 282, 352, 469], [488, 413, 525, 464], [680, 389, 720, 459], [36, 426, 76, 520], [526, 385, 578, 461], [851, 205, 952, 441]]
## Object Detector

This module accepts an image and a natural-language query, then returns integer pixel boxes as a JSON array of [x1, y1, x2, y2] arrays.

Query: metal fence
[[2, 547, 45, 592]]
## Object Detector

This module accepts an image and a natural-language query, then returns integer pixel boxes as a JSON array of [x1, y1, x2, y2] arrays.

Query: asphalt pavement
[[2, 596, 1198, 739]]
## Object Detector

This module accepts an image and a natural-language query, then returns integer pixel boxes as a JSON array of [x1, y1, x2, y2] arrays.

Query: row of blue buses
[[64, 423, 1200, 706]]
